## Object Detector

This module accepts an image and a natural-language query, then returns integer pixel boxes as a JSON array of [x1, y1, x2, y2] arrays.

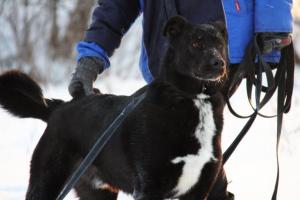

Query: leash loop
[[224, 33, 295, 200]]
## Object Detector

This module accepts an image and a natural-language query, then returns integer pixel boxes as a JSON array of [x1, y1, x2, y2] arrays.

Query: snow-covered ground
[[1, 0, 300, 199], [0, 67, 299, 200], [223, 67, 300, 200]]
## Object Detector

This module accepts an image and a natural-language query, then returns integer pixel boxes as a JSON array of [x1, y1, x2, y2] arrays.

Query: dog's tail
[[0, 70, 64, 122]]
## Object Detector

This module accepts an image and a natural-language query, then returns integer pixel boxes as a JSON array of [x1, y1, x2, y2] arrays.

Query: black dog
[[0, 16, 228, 200]]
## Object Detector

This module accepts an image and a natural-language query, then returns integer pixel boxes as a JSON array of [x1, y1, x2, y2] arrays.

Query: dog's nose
[[209, 58, 225, 68]]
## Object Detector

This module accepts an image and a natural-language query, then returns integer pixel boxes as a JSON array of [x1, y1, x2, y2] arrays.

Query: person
[[68, 0, 293, 199]]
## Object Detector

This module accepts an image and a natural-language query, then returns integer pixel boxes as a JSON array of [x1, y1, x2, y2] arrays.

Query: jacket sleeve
[[84, 0, 141, 57], [255, 0, 293, 33], [76, 41, 110, 69]]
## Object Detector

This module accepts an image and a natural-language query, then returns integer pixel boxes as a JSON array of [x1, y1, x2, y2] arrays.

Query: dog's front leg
[[132, 180, 165, 200], [133, 190, 164, 200], [179, 193, 208, 200], [178, 187, 209, 200]]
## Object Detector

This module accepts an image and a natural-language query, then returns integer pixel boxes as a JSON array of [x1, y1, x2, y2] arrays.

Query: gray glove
[[258, 32, 292, 54], [68, 57, 104, 98]]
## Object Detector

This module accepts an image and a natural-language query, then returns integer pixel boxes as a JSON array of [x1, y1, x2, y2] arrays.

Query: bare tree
[[4, 0, 35, 73], [48, 0, 96, 59], [0, 0, 142, 83], [0, 0, 96, 82], [48, 0, 59, 53]]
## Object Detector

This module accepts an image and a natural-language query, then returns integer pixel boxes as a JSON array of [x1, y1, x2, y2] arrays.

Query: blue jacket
[[223, 0, 293, 64], [77, 0, 293, 83]]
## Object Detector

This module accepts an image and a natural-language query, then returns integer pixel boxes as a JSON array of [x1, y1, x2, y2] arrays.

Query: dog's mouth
[[193, 66, 227, 82]]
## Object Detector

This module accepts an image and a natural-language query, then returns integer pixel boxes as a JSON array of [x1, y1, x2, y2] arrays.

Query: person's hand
[[258, 32, 292, 54], [68, 57, 104, 98]]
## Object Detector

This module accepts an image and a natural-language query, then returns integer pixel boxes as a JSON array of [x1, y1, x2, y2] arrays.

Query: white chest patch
[[171, 93, 217, 197]]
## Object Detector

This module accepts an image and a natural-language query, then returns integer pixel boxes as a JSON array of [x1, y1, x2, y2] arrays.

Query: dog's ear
[[163, 16, 187, 38], [210, 21, 227, 41]]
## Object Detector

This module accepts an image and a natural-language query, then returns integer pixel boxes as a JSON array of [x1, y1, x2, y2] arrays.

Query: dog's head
[[163, 16, 228, 83]]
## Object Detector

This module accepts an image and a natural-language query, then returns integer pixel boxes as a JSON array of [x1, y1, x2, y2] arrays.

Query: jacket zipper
[[235, 0, 241, 12]]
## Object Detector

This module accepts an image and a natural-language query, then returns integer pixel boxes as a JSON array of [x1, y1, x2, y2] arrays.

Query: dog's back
[[0, 70, 138, 198]]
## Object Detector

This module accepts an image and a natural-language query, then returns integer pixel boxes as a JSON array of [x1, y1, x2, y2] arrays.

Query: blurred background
[[0, 0, 300, 200]]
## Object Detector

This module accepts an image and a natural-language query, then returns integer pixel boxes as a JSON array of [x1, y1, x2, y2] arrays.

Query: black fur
[[0, 70, 63, 121], [0, 16, 229, 200]]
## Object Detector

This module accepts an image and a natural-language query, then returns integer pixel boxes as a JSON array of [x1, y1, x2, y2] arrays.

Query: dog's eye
[[217, 43, 224, 49], [192, 41, 201, 48], [191, 35, 203, 48]]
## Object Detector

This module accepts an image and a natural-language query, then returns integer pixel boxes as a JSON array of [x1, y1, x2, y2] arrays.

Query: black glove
[[68, 57, 104, 98], [258, 32, 292, 54]]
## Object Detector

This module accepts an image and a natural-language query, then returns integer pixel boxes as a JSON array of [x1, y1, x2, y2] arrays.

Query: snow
[[223, 68, 300, 200], [0, 3, 300, 199]]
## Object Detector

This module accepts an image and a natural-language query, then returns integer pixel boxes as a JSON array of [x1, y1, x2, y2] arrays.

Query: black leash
[[223, 34, 295, 200], [56, 92, 146, 200]]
